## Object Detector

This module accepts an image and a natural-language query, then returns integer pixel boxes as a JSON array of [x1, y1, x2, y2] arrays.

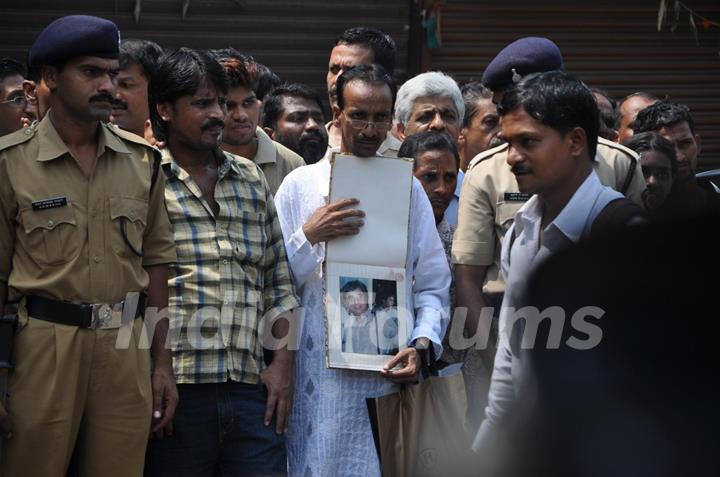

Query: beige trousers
[[1, 307, 152, 477]]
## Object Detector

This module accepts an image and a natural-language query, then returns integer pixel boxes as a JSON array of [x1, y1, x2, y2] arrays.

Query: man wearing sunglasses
[[0, 58, 30, 136]]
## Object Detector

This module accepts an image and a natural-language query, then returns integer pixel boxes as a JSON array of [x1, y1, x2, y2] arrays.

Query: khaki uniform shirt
[[451, 137, 645, 298], [0, 116, 176, 303], [253, 127, 305, 195]]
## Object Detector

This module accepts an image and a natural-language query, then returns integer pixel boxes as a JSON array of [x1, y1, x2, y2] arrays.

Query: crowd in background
[[0, 13, 718, 477]]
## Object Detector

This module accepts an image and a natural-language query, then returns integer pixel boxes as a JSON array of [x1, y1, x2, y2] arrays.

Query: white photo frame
[[323, 153, 414, 371], [325, 262, 410, 371]]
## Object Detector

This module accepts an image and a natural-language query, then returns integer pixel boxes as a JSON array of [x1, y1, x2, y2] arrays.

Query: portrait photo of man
[[340, 278, 398, 356]]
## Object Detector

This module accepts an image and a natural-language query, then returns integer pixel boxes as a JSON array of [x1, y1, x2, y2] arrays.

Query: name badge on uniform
[[504, 192, 532, 202], [31, 197, 68, 210]]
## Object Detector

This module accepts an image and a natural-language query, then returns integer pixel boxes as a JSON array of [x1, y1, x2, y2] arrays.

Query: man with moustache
[[394, 71, 464, 144], [261, 83, 328, 165], [274, 64, 449, 476], [144, 48, 299, 477], [325, 27, 401, 157], [215, 51, 304, 194], [452, 38, 646, 375], [111, 39, 163, 141], [0, 15, 177, 477], [474, 70, 644, 452]]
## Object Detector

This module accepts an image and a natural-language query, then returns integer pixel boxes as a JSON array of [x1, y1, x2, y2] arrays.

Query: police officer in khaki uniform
[[0, 15, 177, 477], [452, 37, 647, 371]]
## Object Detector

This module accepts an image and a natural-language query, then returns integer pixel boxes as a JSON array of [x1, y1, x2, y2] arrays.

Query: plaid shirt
[[162, 148, 299, 384]]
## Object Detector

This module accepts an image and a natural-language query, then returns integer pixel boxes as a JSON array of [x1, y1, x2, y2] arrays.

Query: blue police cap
[[29, 15, 120, 68], [481, 37, 564, 91]]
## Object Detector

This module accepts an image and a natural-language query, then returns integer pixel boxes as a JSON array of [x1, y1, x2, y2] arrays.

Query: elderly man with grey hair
[[395, 71, 465, 144], [394, 71, 464, 225]]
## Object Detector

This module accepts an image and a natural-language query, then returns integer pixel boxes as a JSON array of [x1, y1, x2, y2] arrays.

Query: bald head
[[617, 93, 657, 144]]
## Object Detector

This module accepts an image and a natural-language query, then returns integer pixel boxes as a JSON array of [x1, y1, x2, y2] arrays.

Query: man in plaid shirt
[[144, 48, 299, 477]]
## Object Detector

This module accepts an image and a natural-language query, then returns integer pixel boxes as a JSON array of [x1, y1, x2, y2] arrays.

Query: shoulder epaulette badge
[[0, 125, 36, 151], [468, 142, 509, 170], [105, 122, 153, 148]]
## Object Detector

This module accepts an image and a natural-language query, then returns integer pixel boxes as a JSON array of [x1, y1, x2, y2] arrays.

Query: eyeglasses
[[344, 117, 393, 132], [0, 96, 27, 109]]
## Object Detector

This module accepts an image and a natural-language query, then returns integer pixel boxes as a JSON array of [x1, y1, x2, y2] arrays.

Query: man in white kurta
[[274, 65, 450, 477]]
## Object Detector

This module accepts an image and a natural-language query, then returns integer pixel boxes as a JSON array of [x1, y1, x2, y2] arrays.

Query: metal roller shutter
[[428, 0, 720, 170], [0, 0, 411, 110]]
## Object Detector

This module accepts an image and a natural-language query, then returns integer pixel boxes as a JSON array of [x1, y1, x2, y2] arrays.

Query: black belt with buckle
[[25, 293, 146, 329]]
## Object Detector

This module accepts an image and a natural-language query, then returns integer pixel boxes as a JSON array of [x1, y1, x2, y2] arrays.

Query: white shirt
[[275, 148, 451, 356], [473, 170, 622, 451], [275, 148, 451, 475]]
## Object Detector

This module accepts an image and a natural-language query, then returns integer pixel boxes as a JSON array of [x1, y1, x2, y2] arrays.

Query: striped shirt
[[161, 147, 299, 384]]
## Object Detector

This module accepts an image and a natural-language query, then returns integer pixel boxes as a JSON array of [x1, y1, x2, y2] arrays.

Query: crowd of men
[[0, 12, 717, 477]]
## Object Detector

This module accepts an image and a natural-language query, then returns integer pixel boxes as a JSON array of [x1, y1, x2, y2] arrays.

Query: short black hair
[[217, 57, 254, 90], [211, 47, 243, 62], [211, 48, 279, 101], [341, 280, 368, 294], [253, 62, 281, 101], [26, 64, 41, 83], [460, 81, 493, 127], [149, 48, 229, 141], [632, 100, 696, 135], [591, 87, 614, 108], [336, 27, 396, 75], [0, 58, 26, 81], [336, 64, 396, 111], [261, 83, 324, 129], [119, 39, 163, 77], [499, 70, 600, 159], [212, 48, 254, 90], [622, 131, 678, 174], [615, 91, 658, 129], [398, 131, 460, 170]]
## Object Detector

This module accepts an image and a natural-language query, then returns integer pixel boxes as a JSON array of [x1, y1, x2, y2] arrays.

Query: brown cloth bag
[[367, 356, 475, 477]]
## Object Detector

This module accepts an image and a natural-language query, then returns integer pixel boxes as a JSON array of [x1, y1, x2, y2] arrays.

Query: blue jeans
[[145, 382, 286, 477]]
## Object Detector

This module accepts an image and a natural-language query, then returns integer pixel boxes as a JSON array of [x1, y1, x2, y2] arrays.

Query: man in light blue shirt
[[474, 70, 644, 451]]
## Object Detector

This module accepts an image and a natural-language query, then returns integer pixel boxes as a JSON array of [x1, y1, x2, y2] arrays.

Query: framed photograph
[[325, 262, 409, 371], [324, 154, 414, 371]]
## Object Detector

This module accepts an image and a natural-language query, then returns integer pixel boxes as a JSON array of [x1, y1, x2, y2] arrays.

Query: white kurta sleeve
[[273, 173, 325, 289], [407, 179, 451, 358]]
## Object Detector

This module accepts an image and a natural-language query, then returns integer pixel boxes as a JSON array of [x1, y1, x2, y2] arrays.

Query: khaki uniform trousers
[[1, 306, 152, 477]]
